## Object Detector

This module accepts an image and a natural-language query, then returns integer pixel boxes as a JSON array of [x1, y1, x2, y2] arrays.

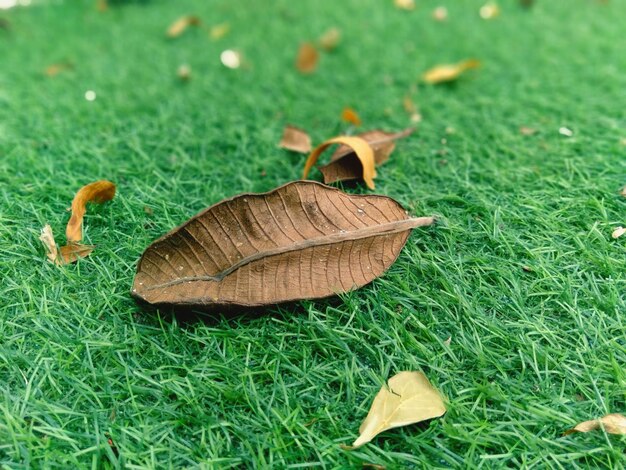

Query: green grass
[[1, 0, 626, 467]]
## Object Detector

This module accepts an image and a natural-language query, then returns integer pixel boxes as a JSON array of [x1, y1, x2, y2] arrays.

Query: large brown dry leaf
[[352, 371, 446, 448], [132, 181, 434, 309], [564, 413, 626, 436], [303, 136, 376, 189], [319, 129, 414, 187], [40, 224, 95, 266], [296, 43, 319, 74], [423, 59, 480, 84], [166, 16, 201, 38], [66, 180, 116, 242], [279, 125, 312, 154]]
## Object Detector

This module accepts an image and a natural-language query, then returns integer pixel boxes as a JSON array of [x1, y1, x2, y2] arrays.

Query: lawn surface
[[1, 0, 626, 467]]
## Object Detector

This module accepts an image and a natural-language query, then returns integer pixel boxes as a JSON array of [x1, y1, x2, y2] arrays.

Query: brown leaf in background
[[132, 181, 435, 309], [296, 43, 319, 74], [341, 107, 362, 126], [351, 371, 446, 448], [279, 125, 312, 153], [303, 136, 376, 189], [422, 59, 481, 84], [166, 15, 201, 38], [319, 27, 341, 51], [45, 62, 73, 77], [96, 0, 108, 12], [320, 129, 414, 186], [209, 22, 230, 41], [564, 413, 626, 436], [66, 180, 116, 242]]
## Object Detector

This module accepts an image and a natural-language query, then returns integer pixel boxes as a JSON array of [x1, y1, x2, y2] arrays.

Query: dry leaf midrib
[[141, 216, 433, 291]]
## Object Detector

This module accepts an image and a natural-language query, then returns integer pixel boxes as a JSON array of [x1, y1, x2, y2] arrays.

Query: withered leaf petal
[[40, 224, 59, 263], [166, 15, 201, 38], [319, 27, 341, 51], [564, 413, 626, 436], [320, 129, 414, 186], [59, 243, 95, 265], [66, 180, 116, 243], [303, 136, 376, 189], [296, 43, 319, 74], [132, 181, 434, 309], [279, 125, 312, 154], [423, 59, 481, 84], [341, 107, 362, 127], [352, 371, 446, 448]]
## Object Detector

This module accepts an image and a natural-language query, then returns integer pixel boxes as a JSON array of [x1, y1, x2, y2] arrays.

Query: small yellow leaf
[[296, 43, 319, 74], [564, 413, 626, 435], [394, 0, 415, 11], [352, 371, 446, 448], [612, 226, 626, 239], [303, 136, 376, 189], [210, 22, 230, 41], [177, 64, 191, 81], [479, 3, 500, 19], [341, 107, 362, 127], [279, 125, 312, 154], [432, 6, 448, 21], [422, 59, 481, 84], [166, 15, 201, 38], [319, 27, 341, 51]]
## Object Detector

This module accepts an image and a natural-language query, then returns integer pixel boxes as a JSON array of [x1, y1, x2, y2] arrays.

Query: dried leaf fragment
[[341, 107, 362, 127], [394, 0, 415, 10], [66, 180, 116, 242], [432, 6, 448, 21], [40, 225, 95, 265], [177, 64, 191, 81], [40, 224, 59, 263], [209, 22, 230, 41], [352, 371, 446, 448], [564, 413, 626, 436], [45, 62, 72, 77], [279, 125, 312, 153], [519, 126, 537, 136], [402, 96, 422, 123], [480, 3, 500, 19], [319, 27, 341, 51], [612, 227, 626, 239], [423, 59, 480, 84], [166, 15, 201, 38], [319, 129, 414, 186], [132, 181, 435, 309], [303, 136, 376, 189], [296, 43, 319, 74], [620, 186, 626, 198]]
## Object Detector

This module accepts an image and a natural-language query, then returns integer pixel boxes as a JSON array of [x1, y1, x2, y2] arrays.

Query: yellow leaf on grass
[[66, 180, 116, 243], [564, 413, 626, 436], [394, 0, 415, 11], [296, 43, 319, 74], [166, 16, 201, 38], [352, 371, 446, 448], [210, 22, 230, 41], [480, 3, 500, 19], [422, 59, 480, 84], [279, 125, 312, 154], [341, 107, 362, 127], [319, 27, 341, 51], [303, 136, 376, 189]]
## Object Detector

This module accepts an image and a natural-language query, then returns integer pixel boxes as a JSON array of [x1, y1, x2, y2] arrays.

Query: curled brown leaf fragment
[[319, 129, 414, 187], [40, 225, 95, 266], [341, 107, 362, 127], [422, 59, 481, 84], [319, 27, 341, 51], [166, 15, 201, 38], [351, 371, 446, 448], [279, 125, 312, 154], [296, 43, 319, 74], [303, 136, 376, 189], [66, 180, 116, 242], [132, 181, 435, 309], [564, 413, 626, 436]]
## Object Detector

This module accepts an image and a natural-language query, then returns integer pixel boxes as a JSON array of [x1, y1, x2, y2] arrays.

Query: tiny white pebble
[[559, 126, 573, 137]]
